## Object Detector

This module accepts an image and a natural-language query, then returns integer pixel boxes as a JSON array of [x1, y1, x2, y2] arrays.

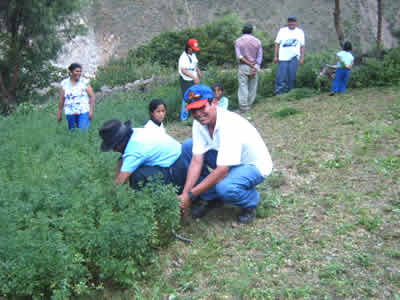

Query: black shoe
[[237, 207, 256, 224], [329, 92, 335, 96], [191, 199, 223, 218]]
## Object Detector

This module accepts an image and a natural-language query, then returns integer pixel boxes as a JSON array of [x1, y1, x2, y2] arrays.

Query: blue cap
[[184, 84, 214, 110]]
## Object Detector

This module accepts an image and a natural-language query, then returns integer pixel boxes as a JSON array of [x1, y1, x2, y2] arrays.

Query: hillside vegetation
[[96, 86, 400, 299]]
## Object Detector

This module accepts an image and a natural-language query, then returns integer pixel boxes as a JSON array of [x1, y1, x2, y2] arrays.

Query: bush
[[0, 100, 180, 298], [350, 48, 400, 88], [91, 14, 274, 91]]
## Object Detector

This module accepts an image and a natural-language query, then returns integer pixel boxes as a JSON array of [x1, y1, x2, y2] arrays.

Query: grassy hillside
[[1, 83, 399, 298], [88, 86, 399, 299]]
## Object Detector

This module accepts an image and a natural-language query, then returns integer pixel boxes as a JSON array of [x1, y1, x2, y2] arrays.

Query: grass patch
[[272, 107, 301, 119]]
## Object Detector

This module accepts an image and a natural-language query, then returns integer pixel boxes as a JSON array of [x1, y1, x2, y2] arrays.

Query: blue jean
[[275, 57, 299, 95], [66, 112, 90, 130], [331, 68, 350, 93], [181, 138, 265, 208]]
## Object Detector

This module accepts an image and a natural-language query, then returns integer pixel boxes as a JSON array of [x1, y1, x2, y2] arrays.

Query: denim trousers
[[66, 112, 90, 130], [275, 57, 299, 95], [181, 138, 265, 208], [331, 68, 350, 93]]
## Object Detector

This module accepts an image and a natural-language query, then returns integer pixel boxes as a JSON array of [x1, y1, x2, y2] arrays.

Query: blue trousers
[[331, 68, 350, 93], [275, 57, 299, 95], [181, 139, 265, 208], [66, 112, 90, 130]]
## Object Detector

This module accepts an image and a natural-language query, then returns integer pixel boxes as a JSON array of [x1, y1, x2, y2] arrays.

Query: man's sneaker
[[237, 207, 256, 224], [191, 199, 223, 218]]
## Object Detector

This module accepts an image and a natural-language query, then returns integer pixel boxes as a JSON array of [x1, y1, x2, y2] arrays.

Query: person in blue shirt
[[330, 41, 354, 95], [99, 119, 187, 190]]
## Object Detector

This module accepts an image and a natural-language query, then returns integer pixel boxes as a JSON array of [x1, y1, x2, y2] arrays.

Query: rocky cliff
[[55, 0, 400, 75]]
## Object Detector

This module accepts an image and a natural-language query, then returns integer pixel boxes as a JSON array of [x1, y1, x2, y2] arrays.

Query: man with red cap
[[178, 38, 202, 121], [178, 84, 273, 224]]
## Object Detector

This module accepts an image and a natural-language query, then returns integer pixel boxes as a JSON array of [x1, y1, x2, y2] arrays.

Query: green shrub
[[272, 107, 302, 119], [350, 48, 400, 88], [130, 14, 273, 69], [91, 14, 274, 91], [0, 101, 180, 298]]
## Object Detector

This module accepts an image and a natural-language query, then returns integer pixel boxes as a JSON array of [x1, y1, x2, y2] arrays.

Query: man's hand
[[274, 57, 278, 64], [57, 111, 62, 122], [178, 193, 191, 216], [89, 110, 93, 120], [299, 57, 304, 65], [194, 77, 200, 84]]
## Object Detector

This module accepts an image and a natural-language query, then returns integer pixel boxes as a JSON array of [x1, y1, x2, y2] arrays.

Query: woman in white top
[[178, 38, 201, 121], [57, 63, 95, 130], [144, 99, 167, 134]]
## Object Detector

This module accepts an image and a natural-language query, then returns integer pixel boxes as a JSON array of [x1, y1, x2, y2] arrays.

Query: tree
[[333, 0, 345, 48], [0, 0, 87, 113], [377, 0, 383, 55]]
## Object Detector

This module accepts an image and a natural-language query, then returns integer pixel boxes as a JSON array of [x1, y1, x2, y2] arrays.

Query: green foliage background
[[91, 14, 274, 90], [0, 95, 180, 299]]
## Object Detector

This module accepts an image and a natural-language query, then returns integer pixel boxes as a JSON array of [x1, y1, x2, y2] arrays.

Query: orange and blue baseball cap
[[184, 84, 214, 110]]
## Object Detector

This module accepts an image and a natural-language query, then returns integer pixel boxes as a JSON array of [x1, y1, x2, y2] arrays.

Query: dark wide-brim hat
[[99, 120, 132, 152]]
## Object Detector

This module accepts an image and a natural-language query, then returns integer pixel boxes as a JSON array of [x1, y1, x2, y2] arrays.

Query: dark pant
[[179, 77, 194, 121], [129, 154, 187, 192]]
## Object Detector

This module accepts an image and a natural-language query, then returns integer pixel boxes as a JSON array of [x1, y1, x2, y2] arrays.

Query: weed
[[272, 107, 301, 119], [357, 215, 382, 232]]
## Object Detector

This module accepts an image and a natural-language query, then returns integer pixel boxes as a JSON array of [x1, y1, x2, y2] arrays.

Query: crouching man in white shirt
[[178, 84, 273, 224]]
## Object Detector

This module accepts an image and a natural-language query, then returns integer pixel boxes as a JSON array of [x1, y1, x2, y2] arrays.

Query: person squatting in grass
[[144, 98, 167, 134], [57, 63, 95, 130], [99, 120, 187, 190], [178, 84, 273, 224], [330, 41, 354, 96]]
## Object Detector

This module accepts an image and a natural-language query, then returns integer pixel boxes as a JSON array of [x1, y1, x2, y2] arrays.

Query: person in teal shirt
[[99, 120, 187, 190], [330, 41, 354, 95]]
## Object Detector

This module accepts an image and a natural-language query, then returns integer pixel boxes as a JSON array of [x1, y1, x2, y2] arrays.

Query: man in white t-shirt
[[178, 84, 273, 224], [274, 16, 305, 94], [178, 38, 202, 121]]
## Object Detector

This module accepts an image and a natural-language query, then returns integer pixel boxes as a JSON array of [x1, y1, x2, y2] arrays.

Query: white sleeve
[[178, 54, 189, 71], [192, 122, 208, 155]]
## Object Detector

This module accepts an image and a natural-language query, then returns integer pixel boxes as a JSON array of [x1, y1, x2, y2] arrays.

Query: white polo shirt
[[192, 108, 273, 177], [178, 51, 198, 81]]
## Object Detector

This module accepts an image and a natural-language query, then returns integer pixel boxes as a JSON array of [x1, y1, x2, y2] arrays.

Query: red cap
[[187, 38, 200, 52], [186, 99, 208, 110]]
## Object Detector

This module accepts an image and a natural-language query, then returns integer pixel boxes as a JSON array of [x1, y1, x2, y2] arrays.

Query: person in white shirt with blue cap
[[178, 84, 273, 224]]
